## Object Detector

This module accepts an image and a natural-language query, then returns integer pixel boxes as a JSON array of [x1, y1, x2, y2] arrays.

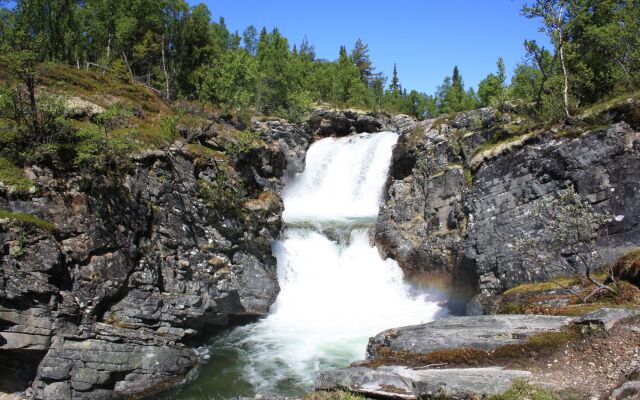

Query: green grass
[[305, 390, 367, 400], [503, 277, 581, 296], [0, 157, 36, 193], [38, 63, 169, 114], [488, 380, 559, 400], [0, 209, 55, 231]]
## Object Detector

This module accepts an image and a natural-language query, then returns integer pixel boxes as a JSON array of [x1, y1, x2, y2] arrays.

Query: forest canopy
[[0, 0, 639, 123]]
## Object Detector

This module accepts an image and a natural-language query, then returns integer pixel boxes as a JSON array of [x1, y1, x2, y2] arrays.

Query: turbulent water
[[166, 132, 443, 399]]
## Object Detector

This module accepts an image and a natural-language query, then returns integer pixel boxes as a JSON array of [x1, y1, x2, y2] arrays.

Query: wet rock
[[1, 136, 287, 396], [308, 110, 353, 136], [355, 115, 383, 133]]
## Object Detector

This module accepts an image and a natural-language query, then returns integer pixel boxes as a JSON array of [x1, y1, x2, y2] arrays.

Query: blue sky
[[190, 1, 549, 94]]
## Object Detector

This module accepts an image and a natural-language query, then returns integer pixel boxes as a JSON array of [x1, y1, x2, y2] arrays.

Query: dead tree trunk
[[161, 34, 170, 101]]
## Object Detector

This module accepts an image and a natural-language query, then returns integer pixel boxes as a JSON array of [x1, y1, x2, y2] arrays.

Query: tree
[[477, 57, 507, 107], [389, 63, 401, 93], [513, 187, 617, 303], [256, 28, 293, 113], [299, 36, 315, 62], [197, 48, 258, 114], [522, 0, 572, 121], [565, 0, 640, 103], [436, 66, 478, 114], [242, 25, 258, 55], [351, 38, 373, 85], [333, 46, 366, 105]]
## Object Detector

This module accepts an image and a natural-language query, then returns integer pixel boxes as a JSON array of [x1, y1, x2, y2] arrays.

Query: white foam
[[212, 132, 443, 394]]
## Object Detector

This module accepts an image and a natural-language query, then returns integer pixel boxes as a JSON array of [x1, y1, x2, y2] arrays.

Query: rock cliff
[[375, 102, 640, 314], [0, 118, 313, 399]]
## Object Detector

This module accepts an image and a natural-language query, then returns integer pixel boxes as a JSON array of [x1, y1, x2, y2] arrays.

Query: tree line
[[1, 0, 639, 123]]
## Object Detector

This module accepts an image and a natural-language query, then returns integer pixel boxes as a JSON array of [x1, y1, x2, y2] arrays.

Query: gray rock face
[[366, 314, 572, 359], [1, 137, 286, 397], [316, 366, 531, 400], [377, 107, 640, 313]]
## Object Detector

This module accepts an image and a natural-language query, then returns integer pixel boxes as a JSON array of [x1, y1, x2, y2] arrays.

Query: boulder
[[574, 308, 638, 331], [355, 115, 383, 133]]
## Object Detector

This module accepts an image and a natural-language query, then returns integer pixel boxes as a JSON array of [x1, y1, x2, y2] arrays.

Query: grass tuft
[[0, 209, 55, 231], [0, 157, 36, 193]]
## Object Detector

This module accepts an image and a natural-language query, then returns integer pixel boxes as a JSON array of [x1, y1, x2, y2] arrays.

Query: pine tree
[[390, 63, 401, 93], [351, 38, 373, 85], [299, 36, 315, 62]]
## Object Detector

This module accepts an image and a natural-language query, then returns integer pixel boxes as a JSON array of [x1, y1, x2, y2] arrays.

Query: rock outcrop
[[316, 309, 637, 399], [0, 118, 308, 398], [377, 105, 640, 314]]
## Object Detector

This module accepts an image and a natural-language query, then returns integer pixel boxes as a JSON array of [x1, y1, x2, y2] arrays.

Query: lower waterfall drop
[[177, 132, 443, 398]]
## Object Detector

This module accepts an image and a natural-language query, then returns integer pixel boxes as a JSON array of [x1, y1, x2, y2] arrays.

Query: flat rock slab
[[316, 366, 531, 400], [367, 314, 573, 359], [574, 308, 638, 331]]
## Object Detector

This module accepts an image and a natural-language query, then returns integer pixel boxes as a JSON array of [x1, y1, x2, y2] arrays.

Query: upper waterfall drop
[[282, 131, 399, 224]]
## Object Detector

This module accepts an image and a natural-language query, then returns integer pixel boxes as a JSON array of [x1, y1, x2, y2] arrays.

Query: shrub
[[512, 186, 618, 303]]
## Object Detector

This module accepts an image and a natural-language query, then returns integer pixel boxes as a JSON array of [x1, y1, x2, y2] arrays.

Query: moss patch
[[367, 329, 579, 369], [0, 209, 55, 231], [503, 278, 582, 296], [488, 380, 559, 400]]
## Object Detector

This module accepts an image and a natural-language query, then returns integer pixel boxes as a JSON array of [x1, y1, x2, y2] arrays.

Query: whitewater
[[174, 131, 443, 398]]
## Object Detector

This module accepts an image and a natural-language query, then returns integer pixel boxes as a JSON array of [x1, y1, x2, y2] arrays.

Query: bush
[[226, 130, 261, 159], [512, 186, 618, 303]]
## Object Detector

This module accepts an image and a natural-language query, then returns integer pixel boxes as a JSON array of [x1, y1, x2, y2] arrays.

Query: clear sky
[[189, 0, 549, 94]]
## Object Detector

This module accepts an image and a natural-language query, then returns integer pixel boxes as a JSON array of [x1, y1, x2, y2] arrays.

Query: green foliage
[[478, 58, 507, 107], [435, 66, 479, 115], [96, 103, 134, 130], [226, 130, 261, 159], [73, 123, 132, 171], [197, 48, 258, 114], [488, 380, 557, 400], [0, 156, 35, 192], [197, 170, 244, 215], [0, 209, 55, 231]]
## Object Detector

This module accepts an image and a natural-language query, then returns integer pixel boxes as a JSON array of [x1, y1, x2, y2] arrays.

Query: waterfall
[[178, 132, 443, 398]]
